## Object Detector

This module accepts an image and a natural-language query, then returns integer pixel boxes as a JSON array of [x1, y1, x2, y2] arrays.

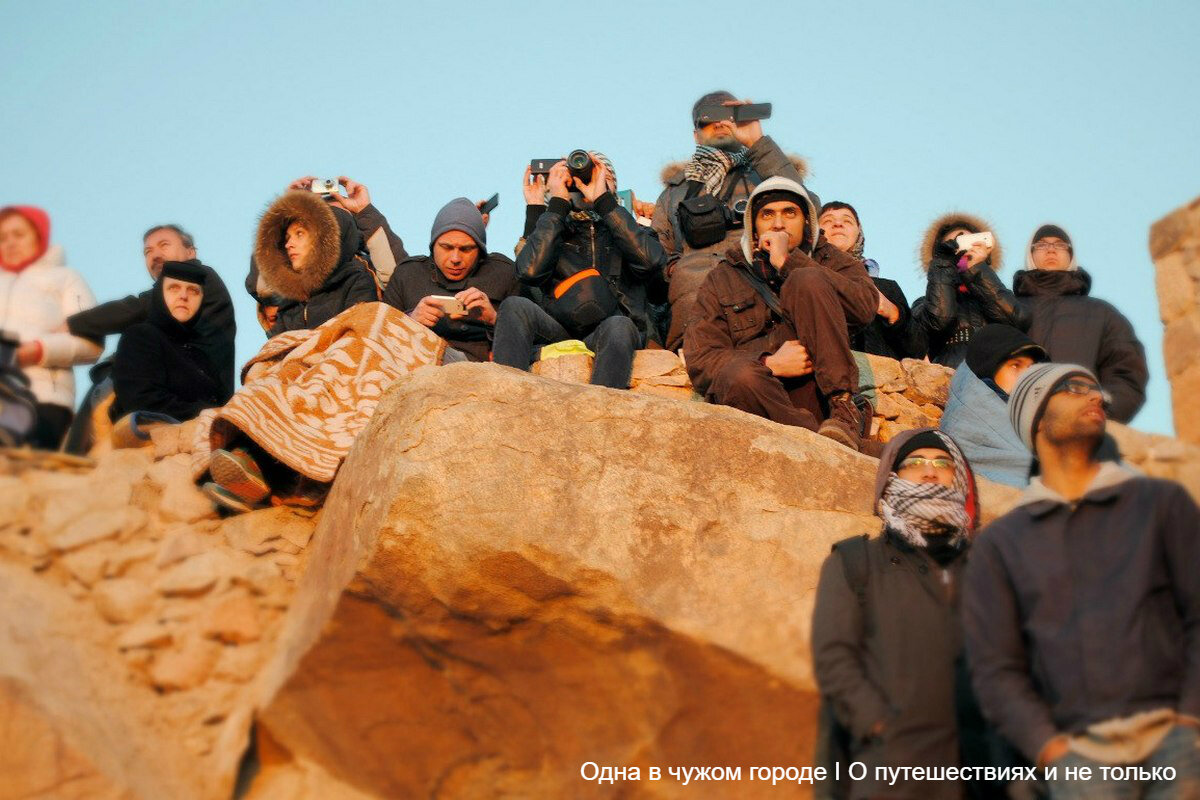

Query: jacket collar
[[1018, 460, 1137, 517]]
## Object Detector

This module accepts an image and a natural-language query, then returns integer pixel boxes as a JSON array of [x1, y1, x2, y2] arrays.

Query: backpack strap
[[734, 263, 786, 320], [832, 534, 871, 609]]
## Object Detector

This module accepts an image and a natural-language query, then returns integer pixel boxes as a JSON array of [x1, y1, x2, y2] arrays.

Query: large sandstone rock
[[1151, 195, 1200, 444], [247, 363, 1019, 798]]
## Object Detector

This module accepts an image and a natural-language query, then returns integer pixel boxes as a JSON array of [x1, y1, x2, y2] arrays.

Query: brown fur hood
[[660, 154, 809, 185], [918, 211, 1003, 272], [254, 191, 361, 301]]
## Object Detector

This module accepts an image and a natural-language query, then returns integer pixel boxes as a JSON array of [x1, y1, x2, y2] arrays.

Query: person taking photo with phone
[[382, 198, 519, 362]]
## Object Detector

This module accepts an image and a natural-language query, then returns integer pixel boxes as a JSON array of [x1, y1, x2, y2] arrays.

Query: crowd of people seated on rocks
[[0, 90, 1152, 466], [1, 86, 1193, 798]]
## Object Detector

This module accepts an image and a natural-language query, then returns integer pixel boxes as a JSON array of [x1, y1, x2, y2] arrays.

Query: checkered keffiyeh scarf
[[684, 145, 750, 196], [879, 433, 972, 549]]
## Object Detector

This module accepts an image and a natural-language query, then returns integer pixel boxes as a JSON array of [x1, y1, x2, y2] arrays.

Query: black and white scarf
[[684, 145, 750, 196], [879, 434, 972, 549]]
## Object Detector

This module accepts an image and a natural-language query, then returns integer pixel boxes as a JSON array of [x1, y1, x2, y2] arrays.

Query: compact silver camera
[[310, 178, 339, 195], [955, 231, 994, 251]]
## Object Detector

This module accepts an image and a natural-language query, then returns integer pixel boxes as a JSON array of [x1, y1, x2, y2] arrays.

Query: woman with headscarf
[[819, 201, 925, 360], [109, 260, 229, 423], [911, 213, 1029, 367], [0, 205, 102, 448], [812, 428, 1006, 800]]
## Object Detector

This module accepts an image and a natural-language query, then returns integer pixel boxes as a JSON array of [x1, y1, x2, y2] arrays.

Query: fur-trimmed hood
[[918, 211, 1003, 272], [738, 176, 821, 261], [254, 191, 363, 301], [660, 154, 808, 186]]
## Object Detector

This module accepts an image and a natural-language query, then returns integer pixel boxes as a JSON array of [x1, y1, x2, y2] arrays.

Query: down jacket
[[911, 212, 1029, 367], [254, 191, 379, 336], [1012, 225, 1147, 422], [0, 243, 101, 407]]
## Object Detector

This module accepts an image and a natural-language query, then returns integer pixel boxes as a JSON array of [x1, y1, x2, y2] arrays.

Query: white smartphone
[[955, 231, 994, 251], [430, 295, 467, 315]]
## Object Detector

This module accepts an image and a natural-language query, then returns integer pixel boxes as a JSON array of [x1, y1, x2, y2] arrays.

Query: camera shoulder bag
[[677, 180, 734, 250], [548, 266, 620, 337]]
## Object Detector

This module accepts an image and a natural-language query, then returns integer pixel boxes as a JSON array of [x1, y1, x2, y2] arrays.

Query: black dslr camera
[[530, 150, 597, 185]]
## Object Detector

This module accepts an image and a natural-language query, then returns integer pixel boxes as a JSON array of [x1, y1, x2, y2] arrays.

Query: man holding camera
[[683, 177, 877, 451], [493, 152, 666, 389], [654, 91, 814, 352], [382, 198, 518, 362]]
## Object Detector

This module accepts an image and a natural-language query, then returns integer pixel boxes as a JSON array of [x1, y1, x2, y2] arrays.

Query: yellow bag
[[539, 340, 595, 360]]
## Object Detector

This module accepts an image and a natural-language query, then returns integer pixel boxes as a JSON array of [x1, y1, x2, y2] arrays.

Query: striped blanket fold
[[191, 302, 445, 483]]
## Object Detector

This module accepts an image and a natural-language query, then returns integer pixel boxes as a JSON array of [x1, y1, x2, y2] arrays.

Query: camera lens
[[732, 199, 748, 215], [566, 149, 594, 184]]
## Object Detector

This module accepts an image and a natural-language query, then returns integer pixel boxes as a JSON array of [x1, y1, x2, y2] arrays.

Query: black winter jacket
[[254, 192, 379, 336], [382, 253, 520, 362], [517, 192, 666, 344], [963, 467, 1200, 764], [110, 278, 228, 421], [852, 277, 927, 361], [1012, 268, 1147, 423], [911, 252, 1029, 367], [67, 259, 236, 397]]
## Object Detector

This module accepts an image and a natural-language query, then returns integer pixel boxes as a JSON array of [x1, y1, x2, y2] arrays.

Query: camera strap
[[735, 260, 786, 321]]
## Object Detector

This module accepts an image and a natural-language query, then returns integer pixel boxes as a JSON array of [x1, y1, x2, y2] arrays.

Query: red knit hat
[[0, 205, 51, 271]]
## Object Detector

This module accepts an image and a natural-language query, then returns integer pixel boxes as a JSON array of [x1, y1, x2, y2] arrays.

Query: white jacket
[[0, 245, 102, 408]]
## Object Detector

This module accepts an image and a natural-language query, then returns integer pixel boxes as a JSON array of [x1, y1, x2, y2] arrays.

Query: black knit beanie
[[1033, 224, 1072, 252], [965, 324, 1047, 381], [894, 430, 950, 468]]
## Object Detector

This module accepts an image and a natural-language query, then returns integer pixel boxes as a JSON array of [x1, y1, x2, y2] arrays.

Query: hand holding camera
[[455, 287, 496, 326], [523, 166, 548, 205], [546, 161, 572, 201], [697, 99, 770, 149], [573, 157, 610, 204], [955, 231, 995, 269], [410, 295, 450, 328]]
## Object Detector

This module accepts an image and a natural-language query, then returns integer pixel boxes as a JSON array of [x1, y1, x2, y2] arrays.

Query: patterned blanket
[[191, 302, 445, 482]]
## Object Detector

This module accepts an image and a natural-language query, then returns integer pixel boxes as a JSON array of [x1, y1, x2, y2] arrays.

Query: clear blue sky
[[4, 0, 1197, 435]]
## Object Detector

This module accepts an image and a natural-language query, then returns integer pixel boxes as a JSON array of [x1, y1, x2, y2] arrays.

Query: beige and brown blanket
[[191, 302, 445, 482]]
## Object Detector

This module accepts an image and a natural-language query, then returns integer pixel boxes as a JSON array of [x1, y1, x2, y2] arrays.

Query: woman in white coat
[[0, 205, 101, 448]]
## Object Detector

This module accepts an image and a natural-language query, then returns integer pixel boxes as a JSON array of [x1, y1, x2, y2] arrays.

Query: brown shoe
[[819, 393, 862, 452]]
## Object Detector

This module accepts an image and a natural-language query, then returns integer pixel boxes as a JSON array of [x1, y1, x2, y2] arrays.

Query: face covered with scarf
[[876, 429, 978, 559]]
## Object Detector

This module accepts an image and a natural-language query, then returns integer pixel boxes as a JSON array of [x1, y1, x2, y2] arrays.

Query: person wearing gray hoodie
[[682, 176, 878, 450], [381, 198, 519, 362], [1011, 224, 1148, 423]]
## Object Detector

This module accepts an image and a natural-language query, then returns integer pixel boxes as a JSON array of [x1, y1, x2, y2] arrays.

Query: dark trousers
[[706, 268, 860, 428], [492, 297, 641, 389], [32, 403, 73, 451]]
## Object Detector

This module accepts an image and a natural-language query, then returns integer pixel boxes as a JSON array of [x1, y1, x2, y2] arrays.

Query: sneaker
[[819, 393, 862, 452], [202, 482, 259, 514], [209, 448, 270, 504]]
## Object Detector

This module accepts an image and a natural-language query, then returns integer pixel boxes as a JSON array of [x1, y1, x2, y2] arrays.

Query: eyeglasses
[[1031, 241, 1070, 253], [1051, 378, 1112, 407], [898, 457, 955, 471]]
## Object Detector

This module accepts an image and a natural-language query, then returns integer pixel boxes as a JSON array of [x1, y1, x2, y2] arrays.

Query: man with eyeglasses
[[683, 177, 878, 451], [812, 428, 1006, 799], [964, 363, 1200, 799], [1012, 224, 1147, 423]]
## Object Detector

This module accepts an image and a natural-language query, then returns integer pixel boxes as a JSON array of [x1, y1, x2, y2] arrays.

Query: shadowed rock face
[[249, 363, 1019, 798], [1151, 194, 1200, 445]]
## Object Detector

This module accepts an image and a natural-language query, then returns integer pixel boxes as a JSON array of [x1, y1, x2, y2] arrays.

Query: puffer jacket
[[516, 192, 666, 344], [653, 136, 814, 351], [940, 366, 1031, 487], [254, 191, 380, 336], [1012, 226, 1147, 422], [0, 244, 101, 407], [911, 213, 1029, 367]]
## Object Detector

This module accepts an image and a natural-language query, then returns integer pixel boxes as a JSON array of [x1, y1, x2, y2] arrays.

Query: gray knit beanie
[[429, 198, 486, 254], [1008, 363, 1100, 452]]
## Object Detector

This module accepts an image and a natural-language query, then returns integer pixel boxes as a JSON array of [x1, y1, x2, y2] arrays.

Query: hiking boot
[[209, 448, 270, 504], [819, 392, 862, 452]]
